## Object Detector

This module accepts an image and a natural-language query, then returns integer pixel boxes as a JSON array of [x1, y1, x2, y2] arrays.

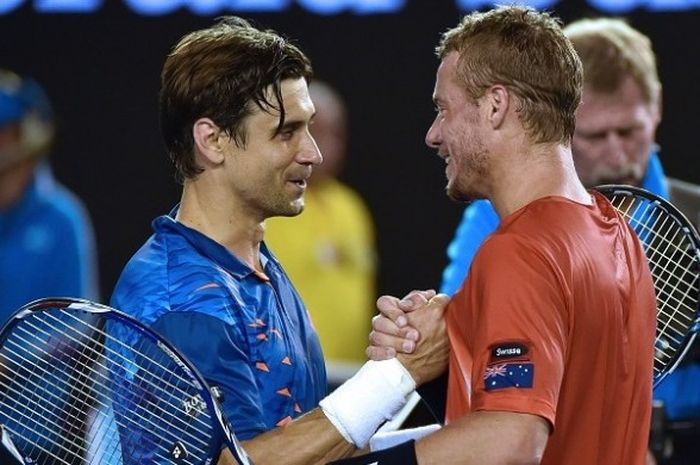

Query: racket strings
[[0, 310, 215, 464], [1, 343, 204, 465], [627, 206, 698, 331], [610, 193, 700, 379], [31, 308, 211, 431], [2, 427, 74, 465], [7, 311, 213, 440], [622, 198, 698, 312], [625, 205, 696, 351], [9, 313, 212, 458], [1, 333, 178, 463], [1, 385, 99, 464], [2, 335, 174, 464], [58, 308, 207, 408], [0, 321, 107, 464], [47, 311, 215, 461]]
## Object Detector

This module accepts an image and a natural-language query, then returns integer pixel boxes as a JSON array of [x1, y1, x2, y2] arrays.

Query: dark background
[[2, 0, 699, 301]]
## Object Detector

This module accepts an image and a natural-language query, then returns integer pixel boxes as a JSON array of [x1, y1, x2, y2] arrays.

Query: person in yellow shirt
[[265, 80, 377, 387]]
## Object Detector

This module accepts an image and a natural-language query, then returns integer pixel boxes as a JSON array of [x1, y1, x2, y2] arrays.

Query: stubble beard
[[447, 179, 482, 203], [270, 194, 305, 218], [446, 143, 489, 203]]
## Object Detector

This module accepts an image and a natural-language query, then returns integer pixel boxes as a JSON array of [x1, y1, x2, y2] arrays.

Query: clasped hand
[[367, 289, 450, 386]]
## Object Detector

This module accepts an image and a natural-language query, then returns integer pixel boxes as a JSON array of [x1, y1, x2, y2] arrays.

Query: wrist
[[396, 353, 421, 385], [327, 439, 418, 465], [320, 359, 417, 448]]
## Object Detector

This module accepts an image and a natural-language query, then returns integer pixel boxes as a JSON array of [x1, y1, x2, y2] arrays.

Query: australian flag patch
[[483, 362, 534, 391]]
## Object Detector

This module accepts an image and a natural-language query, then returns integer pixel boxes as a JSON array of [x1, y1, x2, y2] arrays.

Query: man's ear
[[484, 84, 510, 130], [193, 117, 225, 165]]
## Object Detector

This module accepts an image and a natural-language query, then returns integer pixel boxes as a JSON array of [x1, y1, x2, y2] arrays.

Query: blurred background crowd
[[2, 1, 700, 463], [3, 1, 699, 307]]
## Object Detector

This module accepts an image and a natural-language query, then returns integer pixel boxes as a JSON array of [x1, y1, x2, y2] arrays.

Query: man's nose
[[300, 132, 323, 165], [602, 132, 628, 166], [425, 118, 441, 148]]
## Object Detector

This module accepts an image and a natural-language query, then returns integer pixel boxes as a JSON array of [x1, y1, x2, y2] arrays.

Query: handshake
[[368, 290, 450, 387], [321, 290, 450, 465]]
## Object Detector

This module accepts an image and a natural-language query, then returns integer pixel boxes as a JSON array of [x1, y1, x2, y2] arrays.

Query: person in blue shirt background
[[0, 70, 100, 463], [0, 69, 99, 320], [439, 17, 696, 465]]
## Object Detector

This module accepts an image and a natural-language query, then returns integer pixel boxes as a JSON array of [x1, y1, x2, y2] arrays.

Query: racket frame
[[0, 297, 253, 465], [596, 184, 700, 387]]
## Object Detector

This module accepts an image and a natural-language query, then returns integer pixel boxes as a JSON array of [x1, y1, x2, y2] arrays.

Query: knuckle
[[368, 331, 377, 345]]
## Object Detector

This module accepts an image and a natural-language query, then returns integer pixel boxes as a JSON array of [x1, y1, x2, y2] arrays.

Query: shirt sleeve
[[466, 234, 568, 428], [150, 311, 268, 440]]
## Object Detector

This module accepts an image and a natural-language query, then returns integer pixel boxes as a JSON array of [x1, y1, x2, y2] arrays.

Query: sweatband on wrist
[[326, 439, 418, 465], [320, 358, 416, 447]]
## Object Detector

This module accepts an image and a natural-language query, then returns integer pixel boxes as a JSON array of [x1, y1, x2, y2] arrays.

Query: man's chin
[[278, 202, 305, 217], [446, 185, 474, 203]]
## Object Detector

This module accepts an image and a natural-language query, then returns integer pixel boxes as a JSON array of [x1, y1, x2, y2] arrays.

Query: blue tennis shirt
[[110, 210, 327, 441]]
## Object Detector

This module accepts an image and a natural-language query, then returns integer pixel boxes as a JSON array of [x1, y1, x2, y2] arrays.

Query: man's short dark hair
[[160, 16, 313, 181]]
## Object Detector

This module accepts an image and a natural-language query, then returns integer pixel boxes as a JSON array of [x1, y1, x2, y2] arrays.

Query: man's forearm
[[234, 409, 356, 465], [219, 357, 419, 465], [415, 411, 549, 465]]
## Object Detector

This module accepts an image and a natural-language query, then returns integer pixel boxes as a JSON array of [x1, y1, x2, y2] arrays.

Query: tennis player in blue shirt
[[110, 16, 448, 465]]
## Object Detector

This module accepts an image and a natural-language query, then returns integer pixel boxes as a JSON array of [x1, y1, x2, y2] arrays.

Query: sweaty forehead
[[434, 53, 468, 104], [265, 78, 314, 117], [248, 78, 314, 126], [436, 53, 459, 85]]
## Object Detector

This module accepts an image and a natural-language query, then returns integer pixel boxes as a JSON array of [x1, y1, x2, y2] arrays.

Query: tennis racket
[[596, 185, 700, 387], [0, 297, 253, 465]]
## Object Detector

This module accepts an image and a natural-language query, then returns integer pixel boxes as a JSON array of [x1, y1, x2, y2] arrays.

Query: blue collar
[[152, 207, 275, 280]]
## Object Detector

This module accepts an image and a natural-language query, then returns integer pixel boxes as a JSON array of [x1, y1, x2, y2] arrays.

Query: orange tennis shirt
[[446, 192, 656, 464]]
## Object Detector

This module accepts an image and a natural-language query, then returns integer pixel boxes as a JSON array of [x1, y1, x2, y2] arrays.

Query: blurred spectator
[[0, 69, 99, 321], [265, 80, 377, 386]]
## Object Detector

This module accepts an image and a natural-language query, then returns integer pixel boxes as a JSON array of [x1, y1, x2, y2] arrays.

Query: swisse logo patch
[[491, 343, 528, 360]]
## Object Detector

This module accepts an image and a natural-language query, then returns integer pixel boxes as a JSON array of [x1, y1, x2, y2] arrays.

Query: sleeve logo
[[490, 342, 528, 360], [484, 363, 534, 391]]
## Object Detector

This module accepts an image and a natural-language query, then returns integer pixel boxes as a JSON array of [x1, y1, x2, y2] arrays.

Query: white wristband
[[319, 358, 416, 448]]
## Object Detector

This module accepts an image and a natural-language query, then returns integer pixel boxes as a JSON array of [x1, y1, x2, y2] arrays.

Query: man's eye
[[581, 133, 605, 141], [617, 128, 637, 138]]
